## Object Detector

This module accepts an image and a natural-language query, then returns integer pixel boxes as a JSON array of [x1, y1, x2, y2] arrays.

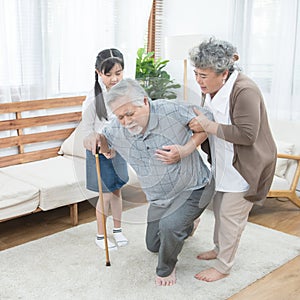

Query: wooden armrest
[[269, 152, 300, 208], [277, 153, 300, 160]]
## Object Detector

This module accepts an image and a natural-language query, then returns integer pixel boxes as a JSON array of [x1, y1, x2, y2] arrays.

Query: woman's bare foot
[[196, 249, 217, 260], [194, 268, 228, 282], [155, 268, 176, 286]]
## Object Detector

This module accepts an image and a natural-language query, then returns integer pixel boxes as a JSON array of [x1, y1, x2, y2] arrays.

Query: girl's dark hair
[[94, 48, 124, 120]]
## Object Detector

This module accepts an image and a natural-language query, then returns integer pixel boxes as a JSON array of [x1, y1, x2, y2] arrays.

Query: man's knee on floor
[[146, 240, 159, 253]]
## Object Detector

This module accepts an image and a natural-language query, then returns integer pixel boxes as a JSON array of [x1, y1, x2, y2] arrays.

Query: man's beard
[[125, 123, 143, 136]]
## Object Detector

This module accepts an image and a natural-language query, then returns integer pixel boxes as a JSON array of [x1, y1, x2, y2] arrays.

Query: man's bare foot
[[190, 217, 201, 236], [194, 268, 228, 282], [155, 268, 176, 286], [196, 249, 217, 260]]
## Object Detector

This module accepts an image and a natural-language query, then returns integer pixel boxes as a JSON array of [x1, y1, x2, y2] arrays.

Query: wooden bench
[[0, 96, 87, 225]]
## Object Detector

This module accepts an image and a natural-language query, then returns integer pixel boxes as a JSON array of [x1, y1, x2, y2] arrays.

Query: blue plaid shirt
[[103, 99, 211, 207]]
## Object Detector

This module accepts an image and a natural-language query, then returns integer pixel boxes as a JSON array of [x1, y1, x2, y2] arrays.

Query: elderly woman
[[188, 37, 277, 282]]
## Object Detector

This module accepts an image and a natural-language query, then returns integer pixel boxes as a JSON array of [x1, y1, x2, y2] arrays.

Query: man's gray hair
[[106, 78, 148, 108], [189, 37, 240, 74]]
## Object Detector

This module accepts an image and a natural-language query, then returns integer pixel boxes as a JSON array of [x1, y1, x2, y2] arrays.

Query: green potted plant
[[135, 47, 180, 100]]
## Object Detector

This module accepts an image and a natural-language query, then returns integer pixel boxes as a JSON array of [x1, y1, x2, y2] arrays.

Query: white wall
[[161, 0, 235, 104]]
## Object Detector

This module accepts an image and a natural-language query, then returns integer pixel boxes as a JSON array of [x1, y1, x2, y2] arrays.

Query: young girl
[[82, 48, 129, 251]]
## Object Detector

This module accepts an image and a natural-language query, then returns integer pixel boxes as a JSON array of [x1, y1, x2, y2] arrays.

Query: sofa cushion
[[275, 140, 295, 178], [0, 172, 39, 220], [270, 174, 290, 191], [1, 156, 98, 211], [58, 121, 86, 159]]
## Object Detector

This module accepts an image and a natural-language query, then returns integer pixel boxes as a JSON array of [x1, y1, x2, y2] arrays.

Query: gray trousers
[[145, 188, 208, 277]]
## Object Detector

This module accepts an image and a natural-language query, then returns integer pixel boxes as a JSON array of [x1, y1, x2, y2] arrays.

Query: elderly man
[[93, 78, 213, 286]]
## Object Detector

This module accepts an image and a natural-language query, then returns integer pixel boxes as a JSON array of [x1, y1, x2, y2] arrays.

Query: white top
[[205, 70, 249, 192], [82, 79, 113, 138]]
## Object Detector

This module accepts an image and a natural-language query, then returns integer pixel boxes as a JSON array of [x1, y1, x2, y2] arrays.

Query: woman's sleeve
[[216, 88, 261, 145]]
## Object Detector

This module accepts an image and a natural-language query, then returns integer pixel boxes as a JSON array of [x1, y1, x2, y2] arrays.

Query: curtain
[[0, 0, 46, 102], [0, 0, 152, 103], [232, 0, 300, 121]]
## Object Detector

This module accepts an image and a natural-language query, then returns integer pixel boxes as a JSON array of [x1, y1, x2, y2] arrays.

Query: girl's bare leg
[[96, 193, 111, 235], [95, 193, 117, 250], [110, 189, 122, 228], [110, 189, 128, 247]]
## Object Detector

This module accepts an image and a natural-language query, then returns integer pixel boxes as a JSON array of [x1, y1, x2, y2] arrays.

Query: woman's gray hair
[[189, 37, 240, 74], [106, 78, 148, 108]]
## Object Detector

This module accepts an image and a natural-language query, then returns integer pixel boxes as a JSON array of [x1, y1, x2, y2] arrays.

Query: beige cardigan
[[217, 74, 277, 202], [207, 73, 277, 202]]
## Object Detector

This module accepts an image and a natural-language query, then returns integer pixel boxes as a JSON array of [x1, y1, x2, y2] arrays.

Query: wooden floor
[[1, 187, 300, 300]]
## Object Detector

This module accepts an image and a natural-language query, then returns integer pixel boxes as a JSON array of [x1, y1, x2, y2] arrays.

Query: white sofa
[[0, 121, 98, 223], [0, 121, 139, 224], [0, 96, 92, 225], [268, 119, 300, 207], [0, 156, 98, 221]]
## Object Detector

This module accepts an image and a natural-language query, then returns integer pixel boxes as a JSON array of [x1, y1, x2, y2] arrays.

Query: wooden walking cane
[[95, 146, 111, 267]]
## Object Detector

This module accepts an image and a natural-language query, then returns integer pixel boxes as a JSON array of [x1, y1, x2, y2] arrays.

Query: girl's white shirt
[[205, 70, 249, 193], [82, 79, 114, 138]]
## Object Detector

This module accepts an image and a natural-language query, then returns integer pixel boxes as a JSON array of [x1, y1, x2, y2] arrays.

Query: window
[[233, 0, 300, 120], [0, 0, 152, 103]]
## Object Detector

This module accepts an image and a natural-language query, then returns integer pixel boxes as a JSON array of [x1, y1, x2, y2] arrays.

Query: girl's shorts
[[86, 150, 129, 193]]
